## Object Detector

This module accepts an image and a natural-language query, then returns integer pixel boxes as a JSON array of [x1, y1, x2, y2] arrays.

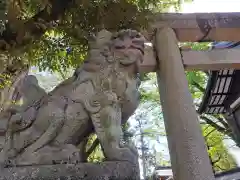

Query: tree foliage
[[0, 0, 162, 72], [202, 124, 237, 173]]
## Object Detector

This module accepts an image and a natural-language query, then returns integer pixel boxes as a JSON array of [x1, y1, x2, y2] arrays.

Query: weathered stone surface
[[0, 29, 144, 167], [0, 161, 140, 180]]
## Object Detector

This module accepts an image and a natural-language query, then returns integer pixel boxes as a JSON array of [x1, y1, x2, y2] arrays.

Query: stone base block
[[0, 161, 140, 180]]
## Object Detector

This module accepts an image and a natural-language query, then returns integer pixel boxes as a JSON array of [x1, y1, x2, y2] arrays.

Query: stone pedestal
[[0, 161, 140, 180]]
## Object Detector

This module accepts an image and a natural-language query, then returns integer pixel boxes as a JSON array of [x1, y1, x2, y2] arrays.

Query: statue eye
[[115, 46, 125, 49], [136, 34, 141, 38]]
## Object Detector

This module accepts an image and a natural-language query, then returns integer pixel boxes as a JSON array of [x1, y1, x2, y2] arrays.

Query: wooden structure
[[138, 12, 240, 180]]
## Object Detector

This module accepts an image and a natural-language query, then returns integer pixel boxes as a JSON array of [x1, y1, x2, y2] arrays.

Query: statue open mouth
[[114, 44, 144, 56], [129, 45, 144, 55]]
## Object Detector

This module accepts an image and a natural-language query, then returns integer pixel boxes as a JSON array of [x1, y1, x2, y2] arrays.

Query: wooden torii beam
[[147, 12, 240, 42], [140, 12, 240, 73], [140, 47, 240, 72], [142, 12, 240, 180]]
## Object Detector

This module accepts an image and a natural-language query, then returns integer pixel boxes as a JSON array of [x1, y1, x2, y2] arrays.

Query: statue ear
[[22, 75, 38, 87], [88, 29, 112, 49]]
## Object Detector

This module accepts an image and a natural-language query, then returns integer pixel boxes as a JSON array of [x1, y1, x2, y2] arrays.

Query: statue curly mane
[[72, 29, 144, 92]]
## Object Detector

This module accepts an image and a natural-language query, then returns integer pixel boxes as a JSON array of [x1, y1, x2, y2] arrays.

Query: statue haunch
[[0, 29, 145, 166]]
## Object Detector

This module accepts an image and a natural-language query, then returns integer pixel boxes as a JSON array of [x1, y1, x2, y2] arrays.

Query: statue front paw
[[0, 148, 17, 168], [1, 159, 16, 168], [0, 153, 16, 168]]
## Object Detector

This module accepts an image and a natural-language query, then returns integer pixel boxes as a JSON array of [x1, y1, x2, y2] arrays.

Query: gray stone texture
[[0, 29, 144, 169], [0, 161, 140, 180]]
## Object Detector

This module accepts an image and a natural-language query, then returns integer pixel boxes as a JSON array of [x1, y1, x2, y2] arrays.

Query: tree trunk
[[0, 0, 74, 52]]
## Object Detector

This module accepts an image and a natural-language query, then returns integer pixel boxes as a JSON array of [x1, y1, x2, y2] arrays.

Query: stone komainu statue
[[0, 29, 145, 166]]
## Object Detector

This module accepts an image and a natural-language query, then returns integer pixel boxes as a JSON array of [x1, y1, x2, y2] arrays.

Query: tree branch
[[215, 164, 225, 171], [86, 138, 100, 159], [213, 115, 229, 129], [191, 80, 205, 92], [212, 153, 221, 164], [0, 0, 74, 52], [200, 115, 228, 135], [204, 128, 216, 139]]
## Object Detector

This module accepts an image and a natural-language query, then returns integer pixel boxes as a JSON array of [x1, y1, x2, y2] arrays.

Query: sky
[[182, 0, 240, 13]]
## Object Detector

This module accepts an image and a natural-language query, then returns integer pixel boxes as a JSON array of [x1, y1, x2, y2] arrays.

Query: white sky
[[182, 0, 240, 13]]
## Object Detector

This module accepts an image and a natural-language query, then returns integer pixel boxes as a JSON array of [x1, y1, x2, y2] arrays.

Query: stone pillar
[[155, 27, 215, 180]]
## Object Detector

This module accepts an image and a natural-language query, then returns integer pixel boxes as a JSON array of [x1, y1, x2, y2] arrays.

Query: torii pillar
[[155, 27, 215, 180]]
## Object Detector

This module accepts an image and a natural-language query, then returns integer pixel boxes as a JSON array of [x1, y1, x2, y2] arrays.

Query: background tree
[[202, 124, 237, 173]]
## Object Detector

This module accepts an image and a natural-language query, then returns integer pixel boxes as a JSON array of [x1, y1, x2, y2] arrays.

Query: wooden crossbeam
[[140, 47, 240, 72], [147, 12, 240, 42], [182, 49, 240, 70]]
